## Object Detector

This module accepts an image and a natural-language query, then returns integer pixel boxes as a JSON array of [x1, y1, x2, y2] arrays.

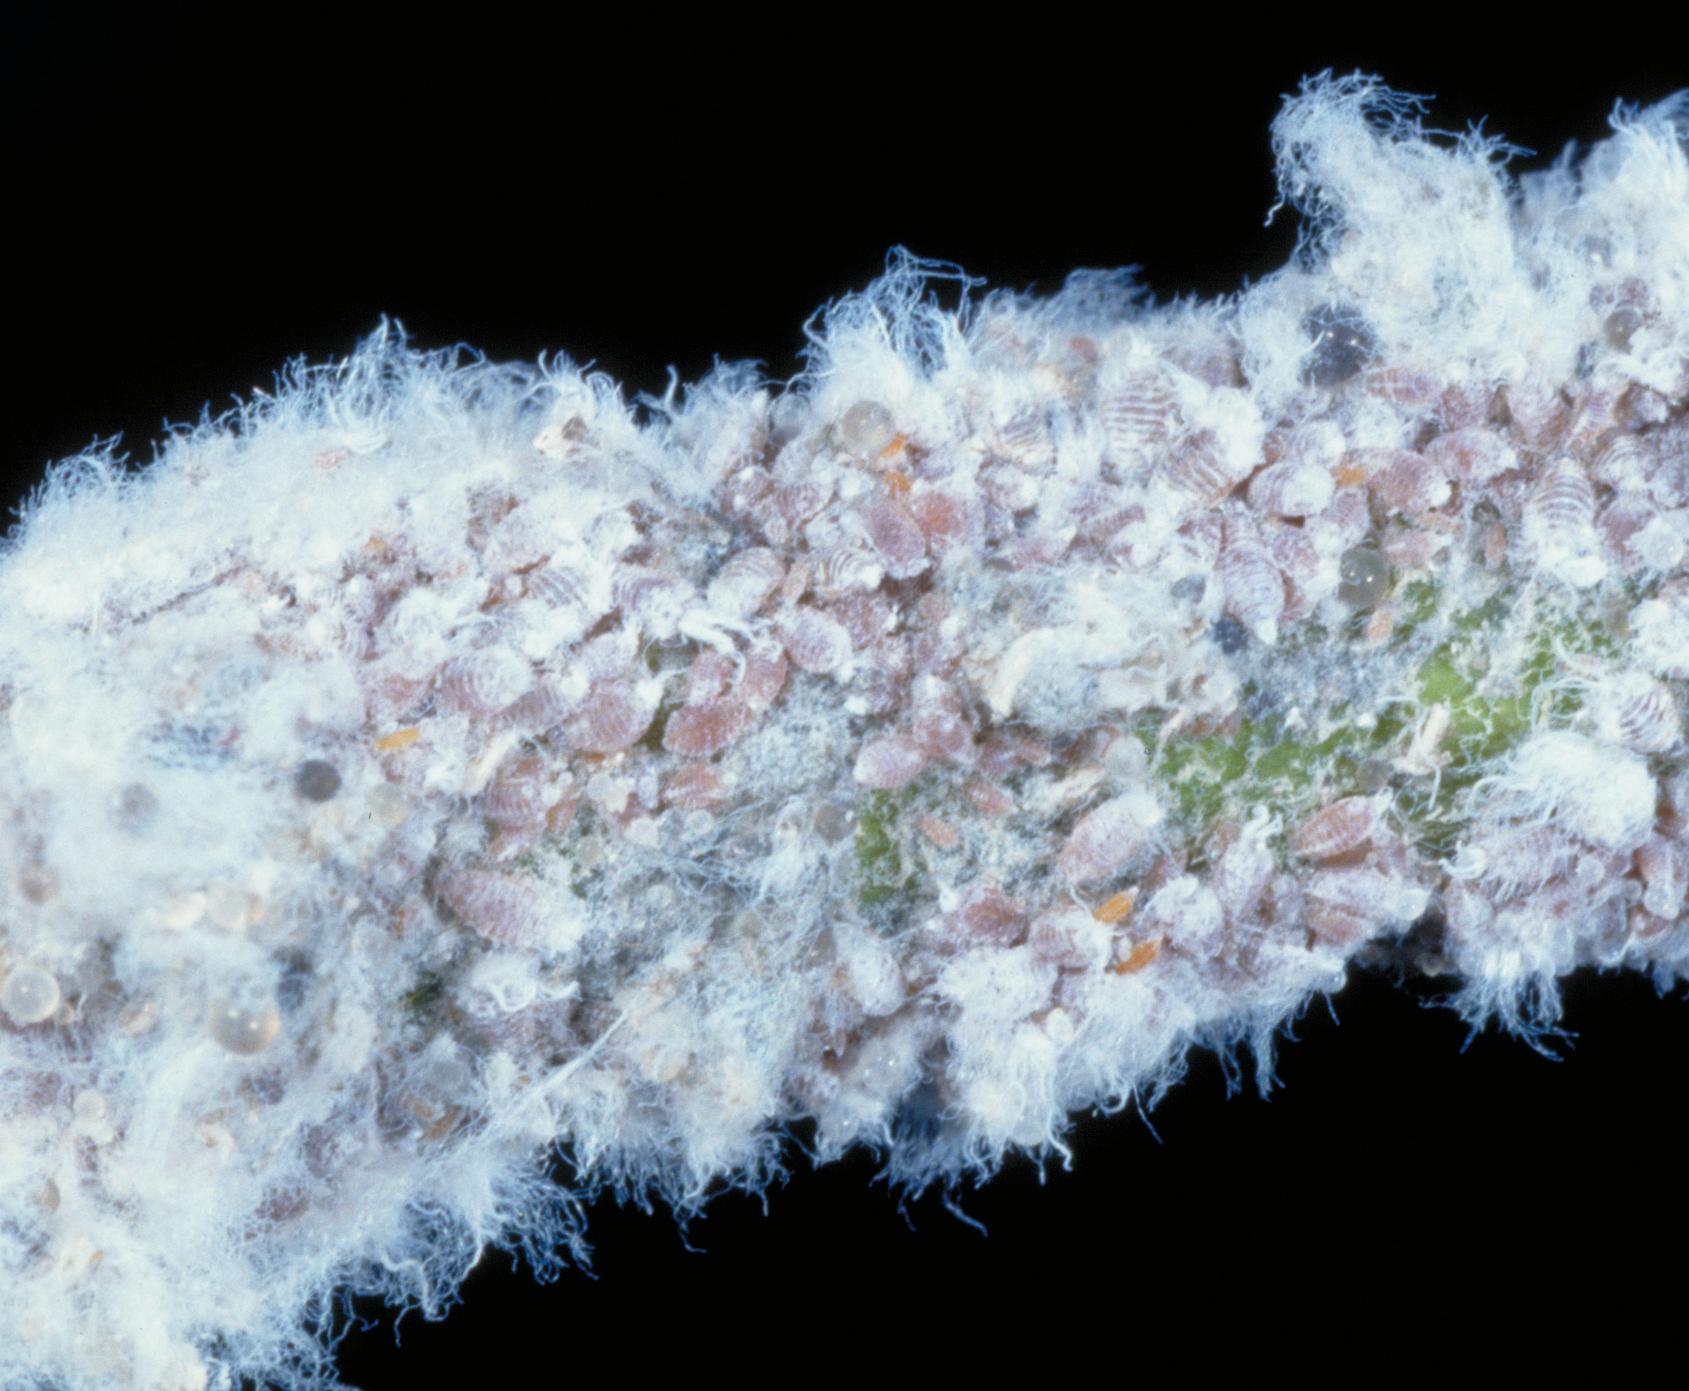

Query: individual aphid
[[917, 813, 959, 850], [208, 993, 282, 1056], [1056, 789, 1162, 886], [963, 776, 1015, 818], [1335, 545, 1390, 609], [293, 759, 342, 802], [737, 642, 790, 711], [1502, 379, 1571, 452], [1097, 368, 1179, 462], [953, 881, 1029, 947], [565, 679, 656, 755], [496, 676, 585, 737], [781, 607, 853, 676], [909, 704, 974, 765], [908, 486, 981, 554], [1364, 449, 1451, 516], [1521, 457, 1604, 587], [1217, 509, 1284, 644], [1159, 432, 1249, 509], [1634, 834, 1687, 920], [663, 698, 750, 759], [1586, 670, 1683, 754], [1299, 304, 1375, 388], [835, 399, 897, 459], [480, 755, 565, 827], [706, 546, 785, 620], [1464, 824, 1579, 899], [993, 405, 1056, 471], [1293, 795, 1377, 861], [1587, 432, 1656, 497], [524, 557, 613, 637], [664, 762, 730, 811], [438, 869, 547, 947], [1302, 865, 1397, 946], [811, 542, 885, 595], [853, 735, 927, 791], [1265, 524, 1327, 621], [1138, 876, 1224, 956], [1, 963, 60, 1026], [862, 497, 929, 579], [1247, 456, 1334, 518], [437, 643, 533, 716], [1630, 578, 1689, 679], [1423, 426, 1515, 484]]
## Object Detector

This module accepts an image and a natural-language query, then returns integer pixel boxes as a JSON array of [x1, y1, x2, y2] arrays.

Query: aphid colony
[[0, 76, 1685, 1391]]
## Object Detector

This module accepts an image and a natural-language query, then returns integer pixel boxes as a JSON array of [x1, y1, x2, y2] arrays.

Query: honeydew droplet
[[1, 964, 61, 1026], [209, 996, 281, 1055], [366, 781, 411, 828], [1337, 545, 1391, 609], [836, 400, 896, 458]]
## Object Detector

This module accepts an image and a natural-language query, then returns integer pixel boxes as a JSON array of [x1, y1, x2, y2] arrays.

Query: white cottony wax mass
[[0, 72, 1686, 1391]]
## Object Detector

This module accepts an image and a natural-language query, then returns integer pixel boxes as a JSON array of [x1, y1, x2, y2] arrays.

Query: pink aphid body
[[1248, 457, 1334, 519], [1635, 834, 1688, 921], [811, 542, 884, 595], [1365, 448, 1451, 516], [1057, 791, 1161, 886], [1217, 509, 1285, 643], [1098, 370, 1179, 463], [566, 679, 656, 755], [1472, 824, 1579, 899], [663, 699, 749, 759], [480, 755, 563, 827], [438, 869, 547, 947], [707, 546, 785, 619], [1293, 795, 1377, 861], [994, 406, 1056, 471], [437, 644, 533, 716], [863, 497, 929, 579], [1160, 432, 1245, 508], [525, 559, 612, 637], [853, 735, 927, 791], [781, 607, 853, 676], [1589, 670, 1682, 754], [1521, 457, 1604, 585]]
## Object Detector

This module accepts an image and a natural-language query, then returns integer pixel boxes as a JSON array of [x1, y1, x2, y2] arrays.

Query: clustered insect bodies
[[0, 77, 1686, 1391]]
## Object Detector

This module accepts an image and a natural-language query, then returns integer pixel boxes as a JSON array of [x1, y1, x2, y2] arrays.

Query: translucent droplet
[[293, 759, 342, 802], [209, 996, 281, 1055], [1338, 545, 1391, 608], [1, 964, 61, 1025], [365, 781, 411, 828], [836, 400, 896, 458], [1604, 305, 1642, 352], [1300, 305, 1375, 387]]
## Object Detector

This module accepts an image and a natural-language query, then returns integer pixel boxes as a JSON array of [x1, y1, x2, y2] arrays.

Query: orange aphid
[[375, 727, 422, 752], [878, 432, 909, 461], [1092, 890, 1137, 925], [884, 469, 913, 498], [1334, 461, 1366, 487], [1112, 939, 1161, 974]]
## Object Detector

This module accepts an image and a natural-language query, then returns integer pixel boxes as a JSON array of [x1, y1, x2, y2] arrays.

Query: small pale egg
[[209, 996, 282, 1055], [1337, 545, 1391, 609], [1, 964, 61, 1026]]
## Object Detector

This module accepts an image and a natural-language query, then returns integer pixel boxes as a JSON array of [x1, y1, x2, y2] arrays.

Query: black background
[[4, 9, 1686, 1385]]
